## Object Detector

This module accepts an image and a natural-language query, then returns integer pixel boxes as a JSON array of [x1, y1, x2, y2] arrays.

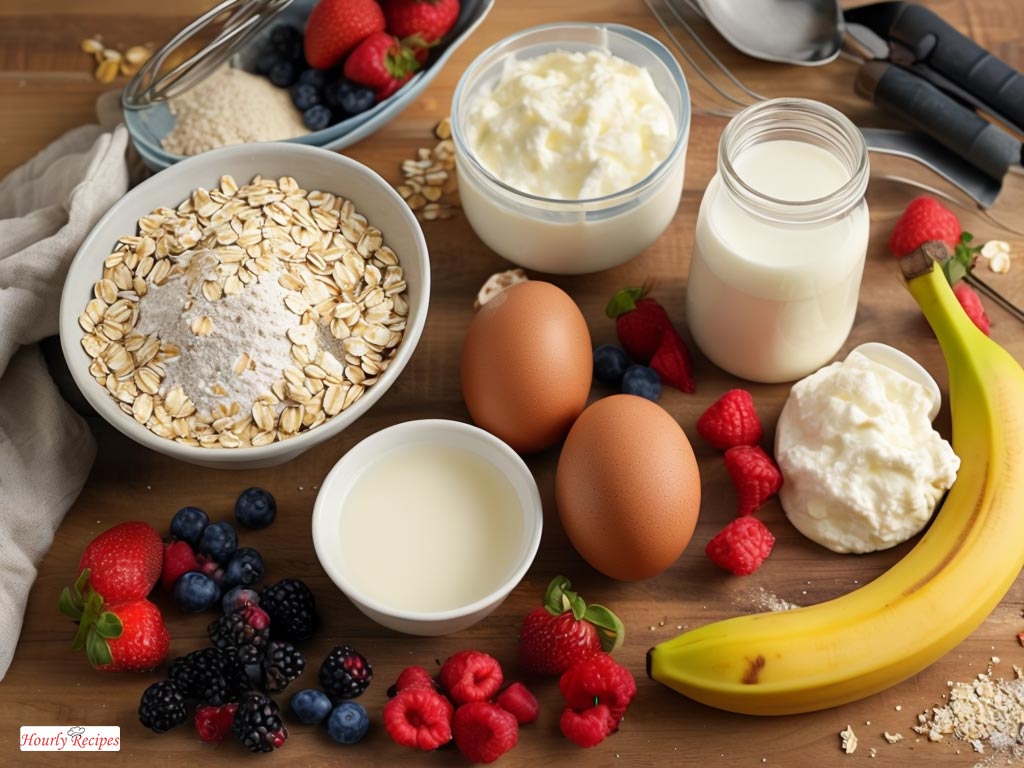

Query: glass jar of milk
[[686, 98, 870, 383]]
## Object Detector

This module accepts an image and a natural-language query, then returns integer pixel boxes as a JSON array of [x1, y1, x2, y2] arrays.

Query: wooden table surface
[[3, 0, 1024, 765]]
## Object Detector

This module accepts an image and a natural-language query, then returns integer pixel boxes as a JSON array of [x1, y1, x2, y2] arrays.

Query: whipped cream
[[775, 349, 959, 554], [464, 49, 677, 200]]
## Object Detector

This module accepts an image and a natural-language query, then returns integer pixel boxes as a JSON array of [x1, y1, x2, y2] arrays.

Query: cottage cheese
[[775, 349, 959, 553]]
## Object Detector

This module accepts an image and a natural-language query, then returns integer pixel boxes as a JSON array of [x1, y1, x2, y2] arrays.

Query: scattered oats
[[980, 240, 1011, 259], [396, 117, 460, 222], [868, 747, 876, 758], [989, 251, 1011, 274], [840, 725, 858, 754], [883, 732, 903, 744], [474, 268, 528, 309], [895, 705, 902, 711]]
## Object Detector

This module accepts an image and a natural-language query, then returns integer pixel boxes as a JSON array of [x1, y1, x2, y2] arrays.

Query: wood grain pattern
[[1, 0, 1023, 765]]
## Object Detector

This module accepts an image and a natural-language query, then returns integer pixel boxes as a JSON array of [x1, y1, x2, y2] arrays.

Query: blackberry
[[208, 604, 271, 664], [232, 693, 288, 753], [260, 579, 319, 641], [169, 648, 249, 706], [319, 645, 372, 701], [262, 641, 306, 693], [138, 680, 187, 733]]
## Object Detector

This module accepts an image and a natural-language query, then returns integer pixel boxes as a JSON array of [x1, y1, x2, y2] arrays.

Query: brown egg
[[556, 394, 701, 580], [460, 281, 591, 453]]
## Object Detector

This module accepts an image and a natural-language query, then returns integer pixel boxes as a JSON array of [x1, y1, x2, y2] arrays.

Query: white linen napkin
[[0, 124, 129, 680]]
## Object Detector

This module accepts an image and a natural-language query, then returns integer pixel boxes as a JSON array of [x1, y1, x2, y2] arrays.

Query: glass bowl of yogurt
[[311, 419, 543, 635], [451, 23, 691, 274]]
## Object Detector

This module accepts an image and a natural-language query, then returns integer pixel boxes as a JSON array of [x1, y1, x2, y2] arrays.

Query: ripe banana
[[647, 249, 1024, 715]]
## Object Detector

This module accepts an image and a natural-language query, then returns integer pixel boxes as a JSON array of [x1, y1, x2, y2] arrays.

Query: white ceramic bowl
[[59, 143, 430, 469], [450, 23, 691, 274], [312, 420, 543, 635]]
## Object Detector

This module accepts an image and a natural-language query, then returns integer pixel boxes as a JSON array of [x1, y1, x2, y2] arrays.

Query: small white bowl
[[450, 23, 691, 274], [59, 143, 429, 469], [312, 420, 543, 635]]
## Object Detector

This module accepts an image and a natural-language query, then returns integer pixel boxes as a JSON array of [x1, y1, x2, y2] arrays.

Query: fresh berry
[[161, 540, 198, 591], [383, 0, 460, 63], [268, 59, 299, 87], [519, 576, 624, 677], [383, 687, 453, 750], [235, 487, 277, 529], [705, 516, 776, 575], [559, 703, 616, 748], [304, 0, 386, 70], [291, 82, 321, 111], [254, 50, 280, 76], [290, 688, 333, 724], [495, 682, 539, 725], [453, 701, 519, 764], [343, 32, 420, 101], [592, 344, 630, 388], [170, 506, 209, 546], [559, 653, 636, 724], [297, 67, 327, 89], [195, 553, 224, 586], [232, 693, 288, 753], [723, 445, 783, 516], [388, 665, 436, 696], [340, 84, 376, 115], [223, 547, 265, 589], [606, 285, 672, 363], [327, 701, 370, 744], [261, 579, 319, 641], [89, 598, 169, 672], [649, 328, 696, 393], [174, 571, 221, 613], [222, 586, 260, 615], [74, 521, 162, 604], [208, 604, 271, 665], [620, 364, 661, 400], [169, 648, 249, 706], [270, 25, 304, 61], [324, 78, 354, 110], [138, 680, 188, 733], [696, 389, 763, 451], [198, 521, 237, 564], [888, 196, 961, 258], [320, 645, 373, 700], [194, 703, 237, 743], [302, 104, 333, 131], [438, 650, 503, 706], [953, 281, 991, 335], [263, 640, 306, 692]]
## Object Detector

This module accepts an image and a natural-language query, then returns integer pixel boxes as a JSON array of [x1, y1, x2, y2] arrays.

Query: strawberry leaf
[[71, 591, 105, 652], [74, 568, 91, 596], [59, 587, 83, 621], [85, 628, 113, 668], [582, 603, 625, 653], [93, 611, 123, 640], [605, 286, 649, 319], [941, 232, 980, 287]]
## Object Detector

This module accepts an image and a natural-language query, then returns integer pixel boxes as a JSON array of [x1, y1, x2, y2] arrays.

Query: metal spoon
[[689, 0, 843, 66]]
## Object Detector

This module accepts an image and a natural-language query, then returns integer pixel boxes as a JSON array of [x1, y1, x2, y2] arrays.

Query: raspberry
[[452, 701, 519, 764], [161, 540, 198, 591], [438, 650, 503, 706], [194, 703, 237, 742], [953, 281, 991, 336], [383, 687, 453, 750], [696, 389, 763, 451], [706, 516, 776, 575], [389, 665, 436, 696], [559, 703, 617, 747], [559, 653, 636, 723], [888, 196, 961, 258], [723, 445, 783, 516], [495, 682, 539, 725], [649, 329, 696, 393]]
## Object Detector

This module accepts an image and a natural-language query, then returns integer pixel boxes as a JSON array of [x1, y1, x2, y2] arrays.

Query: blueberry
[[290, 688, 333, 725], [197, 521, 238, 564], [223, 547, 265, 589], [291, 83, 321, 111], [339, 85, 375, 116], [254, 50, 280, 76], [222, 586, 260, 614], [327, 702, 369, 744], [302, 104, 333, 131], [296, 68, 327, 90], [270, 25, 304, 61], [268, 60, 298, 88], [621, 364, 661, 401], [170, 506, 208, 546], [174, 571, 220, 613], [235, 487, 277, 529], [323, 79, 354, 111], [593, 344, 631, 387]]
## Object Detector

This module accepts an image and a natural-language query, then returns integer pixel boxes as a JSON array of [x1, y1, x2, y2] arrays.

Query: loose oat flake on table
[[78, 174, 408, 449]]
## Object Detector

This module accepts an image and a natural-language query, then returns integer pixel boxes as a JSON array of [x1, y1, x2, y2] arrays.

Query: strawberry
[[697, 389, 763, 451], [888, 196, 961, 258], [75, 521, 162, 603], [925, 232, 989, 336], [343, 32, 421, 101], [649, 326, 696, 393], [383, 0, 460, 62], [723, 445, 783, 516], [518, 576, 623, 677], [953, 281, 991, 336], [606, 285, 672, 363], [304, 0, 386, 70]]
